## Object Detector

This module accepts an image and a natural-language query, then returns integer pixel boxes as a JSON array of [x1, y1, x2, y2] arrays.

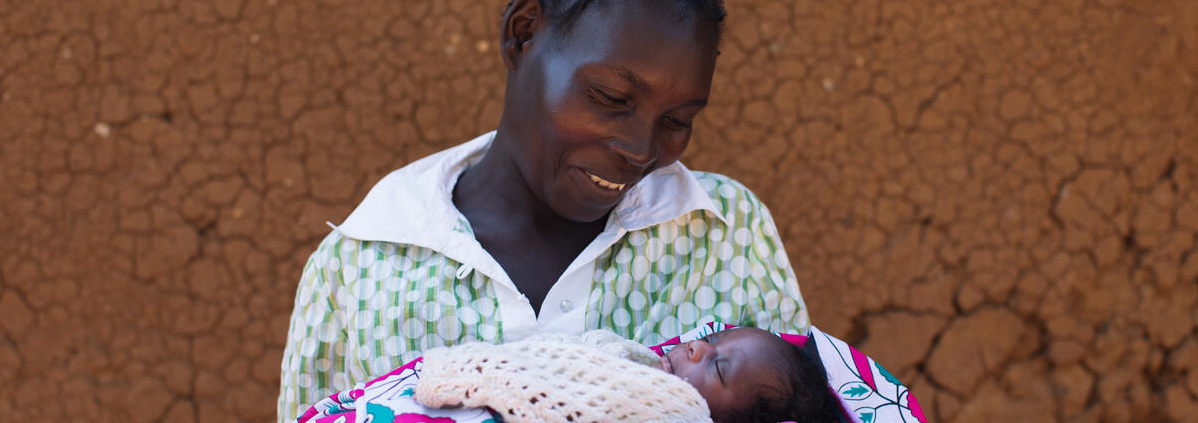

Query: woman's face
[[499, 0, 719, 222]]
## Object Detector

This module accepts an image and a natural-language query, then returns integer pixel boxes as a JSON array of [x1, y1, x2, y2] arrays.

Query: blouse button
[[559, 299, 573, 312]]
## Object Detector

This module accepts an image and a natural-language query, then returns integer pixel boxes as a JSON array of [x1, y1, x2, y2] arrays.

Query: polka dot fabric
[[277, 172, 811, 422], [279, 237, 505, 418], [586, 173, 808, 345]]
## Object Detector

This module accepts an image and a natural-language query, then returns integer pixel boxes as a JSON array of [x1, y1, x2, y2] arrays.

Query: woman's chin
[[548, 198, 618, 224]]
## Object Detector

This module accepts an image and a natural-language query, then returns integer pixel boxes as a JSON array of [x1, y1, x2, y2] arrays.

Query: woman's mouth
[[583, 171, 626, 191]]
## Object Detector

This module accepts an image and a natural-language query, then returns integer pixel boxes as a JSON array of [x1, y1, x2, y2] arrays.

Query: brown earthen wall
[[2, 0, 1196, 421]]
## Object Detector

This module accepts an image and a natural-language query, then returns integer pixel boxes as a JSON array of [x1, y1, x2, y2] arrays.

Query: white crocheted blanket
[[415, 330, 713, 423]]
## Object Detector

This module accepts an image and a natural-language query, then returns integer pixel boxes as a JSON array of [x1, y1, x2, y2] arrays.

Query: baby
[[658, 327, 844, 423], [296, 327, 845, 423]]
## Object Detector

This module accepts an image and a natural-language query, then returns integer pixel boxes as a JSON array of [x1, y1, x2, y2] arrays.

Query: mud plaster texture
[[1, 0, 1197, 421]]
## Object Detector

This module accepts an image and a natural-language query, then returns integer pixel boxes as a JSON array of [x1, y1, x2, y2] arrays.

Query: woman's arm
[[698, 173, 811, 334], [742, 201, 811, 333], [277, 234, 350, 423]]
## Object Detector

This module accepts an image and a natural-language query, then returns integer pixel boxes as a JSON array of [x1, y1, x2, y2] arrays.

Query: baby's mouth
[[658, 354, 675, 374]]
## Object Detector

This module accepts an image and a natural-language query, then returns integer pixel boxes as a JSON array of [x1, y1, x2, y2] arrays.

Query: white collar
[[333, 131, 727, 247]]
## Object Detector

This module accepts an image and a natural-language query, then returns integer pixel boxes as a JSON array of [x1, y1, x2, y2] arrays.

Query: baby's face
[[656, 327, 788, 422]]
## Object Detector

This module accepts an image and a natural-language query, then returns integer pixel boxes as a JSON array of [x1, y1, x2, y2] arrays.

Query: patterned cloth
[[295, 323, 926, 423], [296, 358, 499, 423], [277, 131, 812, 422], [808, 326, 927, 423]]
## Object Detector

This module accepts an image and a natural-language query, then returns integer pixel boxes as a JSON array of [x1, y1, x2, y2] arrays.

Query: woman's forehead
[[542, 2, 718, 94], [549, 0, 718, 54]]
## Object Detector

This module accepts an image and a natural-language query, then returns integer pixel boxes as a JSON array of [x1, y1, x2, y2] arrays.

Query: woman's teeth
[[587, 172, 626, 191]]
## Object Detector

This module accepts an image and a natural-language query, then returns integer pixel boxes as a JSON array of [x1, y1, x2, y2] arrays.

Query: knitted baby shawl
[[415, 330, 713, 423]]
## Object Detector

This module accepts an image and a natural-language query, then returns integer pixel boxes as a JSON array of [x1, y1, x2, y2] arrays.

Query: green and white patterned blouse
[[277, 132, 811, 422]]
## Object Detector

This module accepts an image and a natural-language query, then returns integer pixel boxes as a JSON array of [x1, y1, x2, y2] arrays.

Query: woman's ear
[[500, 0, 543, 71]]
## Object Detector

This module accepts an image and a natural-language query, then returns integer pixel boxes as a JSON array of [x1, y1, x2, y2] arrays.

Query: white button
[[559, 299, 573, 312]]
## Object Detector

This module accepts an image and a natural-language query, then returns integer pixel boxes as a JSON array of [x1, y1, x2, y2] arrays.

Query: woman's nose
[[618, 139, 656, 167], [686, 339, 714, 362], [610, 137, 656, 168], [609, 117, 657, 167]]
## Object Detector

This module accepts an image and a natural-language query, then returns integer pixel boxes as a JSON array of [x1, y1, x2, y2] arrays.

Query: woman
[[278, 1, 811, 421]]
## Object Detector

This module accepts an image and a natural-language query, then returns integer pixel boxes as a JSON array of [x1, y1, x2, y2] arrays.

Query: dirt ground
[[1, 0, 1196, 421]]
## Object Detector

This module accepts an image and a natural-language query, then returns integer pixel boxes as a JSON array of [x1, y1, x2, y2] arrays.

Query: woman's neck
[[454, 140, 554, 230], [451, 137, 608, 312]]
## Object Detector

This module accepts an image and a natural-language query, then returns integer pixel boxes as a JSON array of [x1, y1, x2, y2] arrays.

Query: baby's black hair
[[506, 0, 728, 42], [732, 337, 845, 423]]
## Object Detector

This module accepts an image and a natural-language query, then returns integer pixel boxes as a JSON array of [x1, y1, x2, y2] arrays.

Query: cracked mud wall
[[1, 0, 1196, 421]]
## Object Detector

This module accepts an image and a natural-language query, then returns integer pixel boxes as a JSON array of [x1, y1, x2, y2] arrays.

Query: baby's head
[[656, 327, 843, 423]]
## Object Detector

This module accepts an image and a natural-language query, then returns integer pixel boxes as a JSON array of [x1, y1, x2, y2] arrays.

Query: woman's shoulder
[[305, 229, 437, 266], [687, 170, 772, 225]]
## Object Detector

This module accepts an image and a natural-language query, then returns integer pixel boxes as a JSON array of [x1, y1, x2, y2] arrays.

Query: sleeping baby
[[294, 326, 847, 423]]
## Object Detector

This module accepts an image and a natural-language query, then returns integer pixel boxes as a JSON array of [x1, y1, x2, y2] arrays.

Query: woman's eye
[[662, 117, 692, 130], [588, 88, 629, 109]]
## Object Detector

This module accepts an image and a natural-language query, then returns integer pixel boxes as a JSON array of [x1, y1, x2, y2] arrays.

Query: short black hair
[[507, 0, 729, 41], [731, 338, 845, 423]]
